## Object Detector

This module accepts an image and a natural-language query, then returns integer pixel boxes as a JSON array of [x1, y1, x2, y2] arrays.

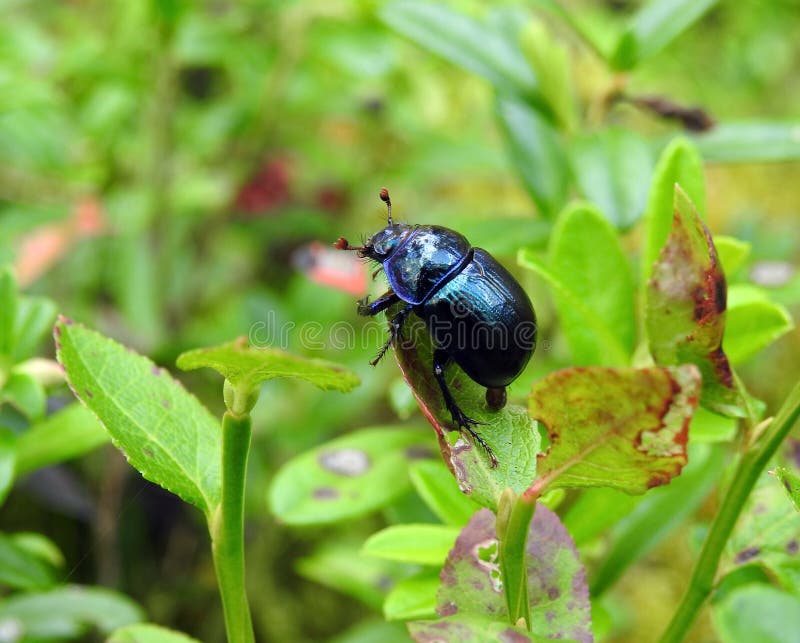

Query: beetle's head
[[335, 188, 412, 262]]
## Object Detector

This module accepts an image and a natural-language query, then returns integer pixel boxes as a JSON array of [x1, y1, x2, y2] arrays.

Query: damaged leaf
[[408, 615, 538, 642], [527, 365, 700, 498], [414, 507, 590, 643], [390, 308, 540, 511], [176, 337, 359, 393], [54, 318, 221, 516], [645, 185, 746, 417], [269, 427, 431, 525]]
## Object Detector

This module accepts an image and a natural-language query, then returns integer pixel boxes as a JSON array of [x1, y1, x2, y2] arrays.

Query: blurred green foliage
[[1, 0, 799, 641]]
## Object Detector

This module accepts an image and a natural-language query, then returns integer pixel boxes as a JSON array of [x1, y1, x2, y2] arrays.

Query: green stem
[[497, 490, 536, 631], [211, 411, 256, 643], [661, 380, 800, 643]]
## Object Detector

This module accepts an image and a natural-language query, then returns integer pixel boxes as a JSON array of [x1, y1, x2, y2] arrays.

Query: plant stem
[[211, 411, 256, 643], [497, 491, 536, 631], [661, 380, 800, 642]]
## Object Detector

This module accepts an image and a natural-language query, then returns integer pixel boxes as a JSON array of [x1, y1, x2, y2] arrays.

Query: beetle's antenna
[[379, 187, 392, 225], [333, 237, 364, 252]]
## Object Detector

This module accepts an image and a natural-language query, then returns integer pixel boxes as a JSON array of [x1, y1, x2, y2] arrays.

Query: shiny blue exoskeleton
[[339, 189, 537, 467]]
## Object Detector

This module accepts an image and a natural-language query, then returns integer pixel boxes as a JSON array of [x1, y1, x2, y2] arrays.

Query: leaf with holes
[[526, 365, 700, 499], [176, 337, 359, 394], [269, 427, 431, 525], [408, 615, 538, 642], [645, 186, 747, 417], [55, 318, 221, 516], [414, 507, 591, 643], [390, 306, 540, 512]]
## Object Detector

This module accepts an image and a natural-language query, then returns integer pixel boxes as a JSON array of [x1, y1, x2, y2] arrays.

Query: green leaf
[[0, 585, 143, 638], [409, 459, 481, 527], [12, 295, 57, 363], [1, 371, 46, 421], [547, 202, 636, 360], [690, 406, 737, 443], [725, 300, 794, 365], [269, 427, 430, 525], [109, 623, 201, 643], [528, 365, 700, 497], [384, 571, 439, 621], [55, 318, 221, 516], [0, 531, 57, 591], [408, 615, 538, 642], [590, 443, 725, 595], [569, 128, 654, 229], [518, 250, 629, 366], [176, 337, 360, 393], [695, 122, 800, 163], [15, 403, 109, 476], [774, 466, 800, 512], [390, 305, 540, 512], [362, 524, 459, 566], [562, 488, 640, 547], [379, 1, 539, 99], [715, 236, 752, 276], [645, 186, 746, 417], [642, 137, 706, 286], [713, 585, 800, 643], [496, 96, 570, 218], [519, 20, 576, 131], [0, 267, 17, 358], [10, 532, 64, 569], [296, 543, 401, 610], [0, 429, 15, 505], [723, 462, 800, 595], [610, 0, 719, 70], [433, 507, 591, 642]]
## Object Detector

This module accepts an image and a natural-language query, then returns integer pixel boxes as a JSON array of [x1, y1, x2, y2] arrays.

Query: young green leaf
[[645, 186, 746, 417], [610, 0, 719, 70], [518, 250, 629, 367], [429, 507, 591, 643], [12, 295, 57, 363], [379, 1, 539, 99], [694, 121, 800, 163], [569, 128, 654, 229], [177, 336, 359, 394], [527, 365, 700, 498], [14, 403, 109, 476], [712, 584, 800, 642], [0, 585, 143, 638], [409, 459, 481, 527], [0, 429, 15, 506], [714, 236, 752, 276], [1, 372, 46, 421], [725, 300, 794, 365], [642, 138, 705, 286], [0, 531, 57, 591], [269, 427, 430, 525], [109, 623, 201, 643], [384, 571, 439, 621], [55, 318, 221, 516], [0, 267, 17, 358], [389, 307, 540, 512], [496, 96, 570, 219], [547, 202, 636, 360], [362, 524, 459, 566]]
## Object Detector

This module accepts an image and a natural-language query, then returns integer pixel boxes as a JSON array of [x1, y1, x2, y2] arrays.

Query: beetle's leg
[[370, 303, 413, 366], [357, 290, 399, 316], [432, 349, 497, 468]]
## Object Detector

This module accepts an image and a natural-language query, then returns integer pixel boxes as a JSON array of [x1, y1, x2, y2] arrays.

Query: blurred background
[[1, 0, 799, 641]]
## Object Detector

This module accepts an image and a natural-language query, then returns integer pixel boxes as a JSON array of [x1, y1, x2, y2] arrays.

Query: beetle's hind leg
[[432, 349, 498, 468], [370, 302, 413, 367], [357, 290, 399, 316]]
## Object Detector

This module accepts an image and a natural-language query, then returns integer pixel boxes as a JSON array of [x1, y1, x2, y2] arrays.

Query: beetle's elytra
[[336, 189, 537, 467]]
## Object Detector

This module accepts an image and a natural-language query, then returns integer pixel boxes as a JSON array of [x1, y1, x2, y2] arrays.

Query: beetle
[[336, 189, 536, 467]]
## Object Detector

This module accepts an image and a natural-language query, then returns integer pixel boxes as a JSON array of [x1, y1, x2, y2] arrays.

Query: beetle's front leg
[[357, 290, 399, 316], [370, 303, 413, 366], [432, 349, 497, 467]]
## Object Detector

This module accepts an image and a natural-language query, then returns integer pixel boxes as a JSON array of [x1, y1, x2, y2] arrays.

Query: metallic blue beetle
[[338, 189, 537, 467]]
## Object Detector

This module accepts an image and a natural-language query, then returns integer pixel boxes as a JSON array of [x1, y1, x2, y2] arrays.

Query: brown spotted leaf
[[645, 185, 747, 417], [408, 615, 541, 642], [390, 309, 540, 512], [526, 365, 701, 498], [410, 507, 590, 643]]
